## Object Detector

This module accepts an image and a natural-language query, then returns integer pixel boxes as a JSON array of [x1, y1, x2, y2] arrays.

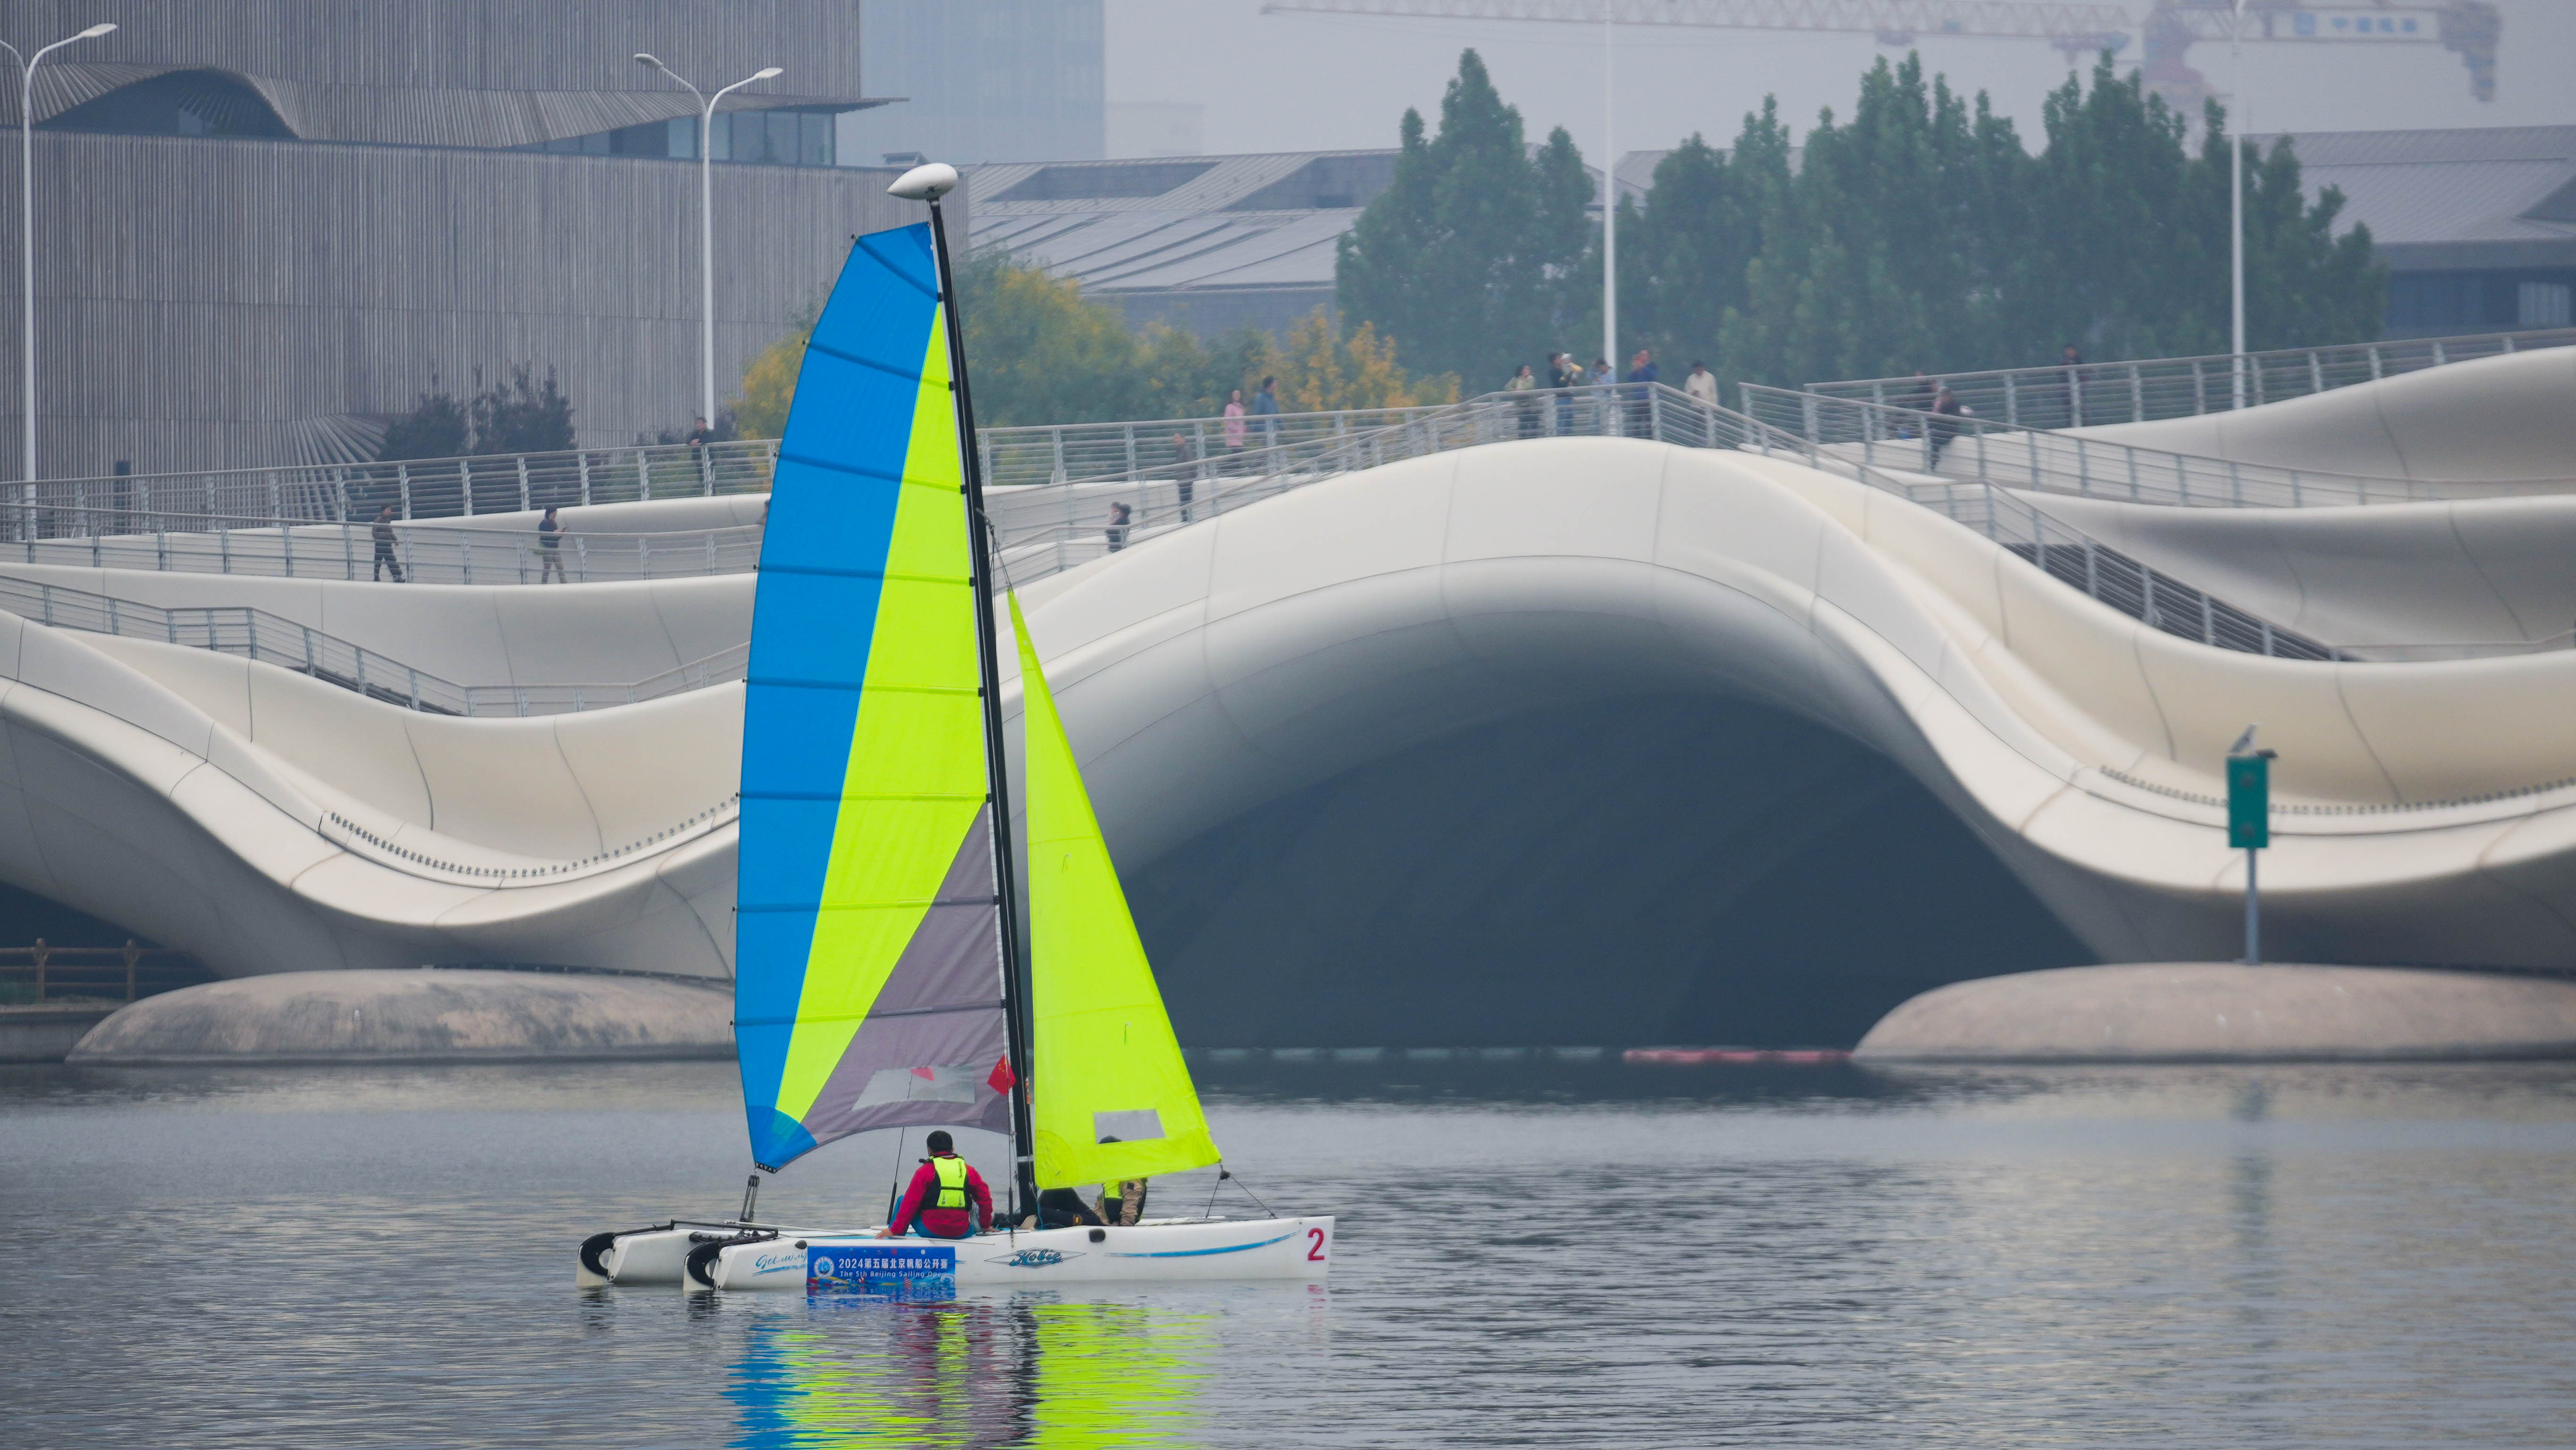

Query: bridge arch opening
[[1125, 692, 2090, 1050]]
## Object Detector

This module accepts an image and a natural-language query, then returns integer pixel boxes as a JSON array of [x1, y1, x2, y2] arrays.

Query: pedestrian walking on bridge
[[371, 504, 405, 583]]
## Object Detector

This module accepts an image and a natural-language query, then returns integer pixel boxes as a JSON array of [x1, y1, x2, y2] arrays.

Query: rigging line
[[886, 1127, 907, 1226], [1217, 1163, 1278, 1218]]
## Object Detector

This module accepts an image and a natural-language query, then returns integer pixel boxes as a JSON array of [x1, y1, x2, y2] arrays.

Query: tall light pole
[[634, 54, 781, 437], [2229, 0, 2247, 409], [1600, 8, 1616, 377], [11, 21, 118, 485]]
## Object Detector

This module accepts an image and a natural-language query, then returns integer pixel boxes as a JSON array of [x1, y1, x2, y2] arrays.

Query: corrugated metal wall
[[10, 1, 866, 134], [0, 131, 934, 476]]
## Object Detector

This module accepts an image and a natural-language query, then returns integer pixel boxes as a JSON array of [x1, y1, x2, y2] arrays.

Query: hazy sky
[[1105, 0, 2576, 160]]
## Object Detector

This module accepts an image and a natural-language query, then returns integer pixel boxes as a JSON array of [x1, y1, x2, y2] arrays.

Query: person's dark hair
[[1260, 376, 1275, 389], [926, 1130, 953, 1154], [1692, 360, 1705, 369]]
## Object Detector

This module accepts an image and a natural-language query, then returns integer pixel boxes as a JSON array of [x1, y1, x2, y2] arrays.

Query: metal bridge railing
[[0, 506, 763, 585], [977, 402, 1464, 491], [13, 439, 780, 537], [34, 327, 2569, 542], [1733, 383, 2565, 507], [988, 382, 2348, 662], [17, 385, 2513, 661], [0, 574, 749, 716], [1799, 327, 2576, 429]]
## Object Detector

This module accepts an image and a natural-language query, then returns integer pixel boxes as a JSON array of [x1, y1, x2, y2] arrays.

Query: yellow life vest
[[929, 1154, 970, 1211]]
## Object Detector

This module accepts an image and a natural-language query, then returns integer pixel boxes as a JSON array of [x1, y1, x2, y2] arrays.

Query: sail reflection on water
[[725, 1299, 1214, 1449]]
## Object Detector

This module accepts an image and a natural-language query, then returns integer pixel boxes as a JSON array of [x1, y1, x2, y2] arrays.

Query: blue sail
[[734, 223, 1010, 1173]]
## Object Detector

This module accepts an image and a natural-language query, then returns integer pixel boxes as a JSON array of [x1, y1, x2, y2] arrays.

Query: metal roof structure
[[2268, 126, 2576, 271], [7, 0, 886, 148], [966, 147, 1666, 339], [965, 150, 1398, 339]]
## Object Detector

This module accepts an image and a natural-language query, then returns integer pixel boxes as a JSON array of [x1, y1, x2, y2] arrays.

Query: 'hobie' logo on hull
[[989, 1248, 1082, 1268]]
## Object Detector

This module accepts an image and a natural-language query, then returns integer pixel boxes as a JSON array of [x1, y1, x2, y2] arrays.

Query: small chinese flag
[[987, 1056, 1016, 1093]]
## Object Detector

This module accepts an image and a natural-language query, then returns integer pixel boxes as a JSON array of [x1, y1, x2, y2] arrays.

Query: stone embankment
[[67, 969, 733, 1064], [1855, 963, 2576, 1062]]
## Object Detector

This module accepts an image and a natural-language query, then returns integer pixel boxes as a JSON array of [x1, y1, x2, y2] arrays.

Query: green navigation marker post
[[2226, 726, 2276, 964]]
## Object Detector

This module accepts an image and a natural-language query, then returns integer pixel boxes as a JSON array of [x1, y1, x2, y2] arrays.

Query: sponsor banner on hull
[[808, 1243, 958, 1298]]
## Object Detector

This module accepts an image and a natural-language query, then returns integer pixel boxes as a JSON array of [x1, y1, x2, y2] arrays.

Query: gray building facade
[[2272, 127, 2576, 339], [4, 1, 925, 477], [842, 0, 1105, 166]]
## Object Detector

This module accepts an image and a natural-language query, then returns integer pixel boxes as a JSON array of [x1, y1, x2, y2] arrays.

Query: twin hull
[[665, 1217, 1335, 1292], [715, 1217, 1333, 1292]]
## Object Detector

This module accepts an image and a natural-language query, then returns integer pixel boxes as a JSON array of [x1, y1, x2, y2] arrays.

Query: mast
[[922, 184, 1042, 1225]]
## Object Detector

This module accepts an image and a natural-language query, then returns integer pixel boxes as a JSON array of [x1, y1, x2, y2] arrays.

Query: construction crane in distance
[[1258, 1, 2505, 106]]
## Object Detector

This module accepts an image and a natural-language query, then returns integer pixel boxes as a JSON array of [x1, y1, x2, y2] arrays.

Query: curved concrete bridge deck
[[11, 374, 2576, 1044]]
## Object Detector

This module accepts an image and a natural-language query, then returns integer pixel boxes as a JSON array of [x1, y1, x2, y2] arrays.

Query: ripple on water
[[3, 1059, 2574, 1448]]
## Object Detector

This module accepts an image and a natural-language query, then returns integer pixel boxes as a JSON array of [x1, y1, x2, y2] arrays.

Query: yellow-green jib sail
[[1008, 592, 1221, 1190]]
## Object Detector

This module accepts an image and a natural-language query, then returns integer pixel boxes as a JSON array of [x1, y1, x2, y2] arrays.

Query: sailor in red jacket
[[876, 1131, 993, 1239]]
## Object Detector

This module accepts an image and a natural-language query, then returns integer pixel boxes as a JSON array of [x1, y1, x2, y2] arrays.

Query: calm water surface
[[4, 1057, 2574, 1448]]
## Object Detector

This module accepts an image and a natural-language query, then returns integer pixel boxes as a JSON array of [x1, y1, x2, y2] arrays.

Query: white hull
[[577, 1220, 867, 1287], [691, 1216, 1334, 1293]]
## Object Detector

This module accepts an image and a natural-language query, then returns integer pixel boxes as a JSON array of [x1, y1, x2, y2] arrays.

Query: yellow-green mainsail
[[1008, 592, 1221, 1190]]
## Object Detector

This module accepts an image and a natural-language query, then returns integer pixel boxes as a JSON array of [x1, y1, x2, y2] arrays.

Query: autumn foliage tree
[[730, 252, 1455, 435]]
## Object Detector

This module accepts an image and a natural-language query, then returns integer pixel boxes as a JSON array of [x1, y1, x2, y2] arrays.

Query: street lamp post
[[2230, 0, 2247, 409], [634, 54, 782, 438], [1600, 9, 1615, 378], [10, 21, 118, 487]]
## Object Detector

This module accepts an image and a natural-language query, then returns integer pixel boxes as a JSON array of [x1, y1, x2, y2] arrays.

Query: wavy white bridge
[[12, 350, 2576, 1046]]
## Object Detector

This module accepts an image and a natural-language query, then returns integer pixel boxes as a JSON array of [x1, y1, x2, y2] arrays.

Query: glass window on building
[[526, 108, 837, 168], [2519, 281, 2573, 330]]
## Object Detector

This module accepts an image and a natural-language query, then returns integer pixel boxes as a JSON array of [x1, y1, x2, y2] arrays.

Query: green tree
[[2206, 119, 2385, 351], [2028, 56, 2211, 360], [379, 380, 467, 461], [731, 252, 1454, 434], [1715, 56, 2031, 391], [379, 364, 575, 460], [732, 302, 818, 440], [1338, 50, 1590, 388], [1674, 51, 2381, 391], [956, 249, 1156, 427], [468, 364, 575, 454]]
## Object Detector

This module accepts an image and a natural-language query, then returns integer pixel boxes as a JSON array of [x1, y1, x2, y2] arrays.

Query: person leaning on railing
[[1551, 353, 1583, 434], [1927, 385, 1966, 469], [1505, 364, 1540, 439], [1249, 376, 1282, 444], [1222, 389, 1248, 472]]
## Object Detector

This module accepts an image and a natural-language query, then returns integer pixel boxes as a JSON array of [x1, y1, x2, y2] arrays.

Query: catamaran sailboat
[[575, 163, 1330, 1296]]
